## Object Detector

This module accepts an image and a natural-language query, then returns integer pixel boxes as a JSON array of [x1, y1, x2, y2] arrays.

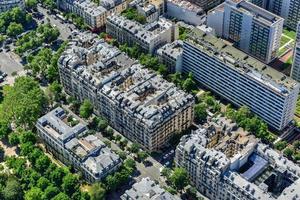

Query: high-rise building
[[186, 0, 223, 11], [182, 28, 299, 131], [58, 32, 194, 151], [0, 0, 24, 12], [175, 117, 300, 200], [291, 22, 300, 82], [249, 0, 300, 31], [207, 0, 284, 63]]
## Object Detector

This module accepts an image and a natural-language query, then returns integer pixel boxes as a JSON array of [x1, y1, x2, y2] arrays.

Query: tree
[[37, 177, 50, 191], [0, 119, 11, 139], [43, 185, 60, 200], [124, 158, 136, 170], [25, 0, 38, 9], [169, 168, 189, 190], [194, 103, 207, 122], [49, 167, 67, 187], [275, 141, 287, 151], [283, 147, 294, 158], [105, 175, 119, 191], [2, 178, 22, 200], [8, 132, 19, 145], [90, 183, 106, 200], [62, 174, 79, 196], [98, 118, 108, 131], [19, 130, 36, 144], [79, 100, 93, 119], [6, 22, 23, 37], [35, 155, 51, 174], [130, 143, 140, 153], [52, 192, 71, 200], [0, 146, 4, 162], [182, 73, 196, 92], [293, 141, 300, 149], [1, 77, 47, 129], [137, 151, 148, 162], [24, 187, 43, 200]]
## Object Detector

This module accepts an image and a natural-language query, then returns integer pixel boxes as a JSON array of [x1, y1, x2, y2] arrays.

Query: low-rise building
[[58, 32, 194, 151], [58, 0, 127, 30], [106, 14, 178, 54], [129, 0, 165, 23], [36, 107, 122, 183], [0, 0, 24, 12], [156, 40, 183, 72], [175, 116, 300, 200], [166, 0, 205, 26], [121, 177, 181, 200]]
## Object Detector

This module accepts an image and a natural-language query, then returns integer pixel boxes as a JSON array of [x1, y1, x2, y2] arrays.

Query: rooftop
[[167, 0, 203, 13], [186, 28, 299, 94], [107, 15, 173, 43], [157, 40, 183, 59], [122, 177, 181, 200], [100, 64, 194, 128], [37, 107, 87, 143]]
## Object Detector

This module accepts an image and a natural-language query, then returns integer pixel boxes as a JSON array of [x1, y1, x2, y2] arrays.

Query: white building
[[106, 15, 178, 54], [0, 0, 24, 12], [291, 22, 300, 82], [175, 117, 300, 200], [166, 0, 205, 26], [207, 0, 284, 64], [182, 28, 299, 131]]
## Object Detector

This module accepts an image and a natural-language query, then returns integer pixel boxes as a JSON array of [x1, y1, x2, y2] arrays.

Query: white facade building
[[291, 22, 300, 82], [0, 0, 24, 12]]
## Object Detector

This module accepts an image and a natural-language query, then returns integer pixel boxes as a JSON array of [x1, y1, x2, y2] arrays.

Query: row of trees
[[15, 23, 60, 55], [275, 140, 300, 161], [0, 7, 34, 37], [26, 0, 56, 10]]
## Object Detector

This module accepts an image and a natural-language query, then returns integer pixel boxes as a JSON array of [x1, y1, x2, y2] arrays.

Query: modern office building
[[166, 0, 205, 26], [175, 116, 300, 200], [0, 0, 24, 12], [58, 32, 194, 151], [121, 177, 181, 200], [36, 107, 122, 183], [249, 0, 300, 31], [291, 22, 300, 82], [106, 15, 178, 54], [57, 0, 127, 30], [156, 40, 183, 72], [182, 28, 299, 131], [207, 0, 284, 63]]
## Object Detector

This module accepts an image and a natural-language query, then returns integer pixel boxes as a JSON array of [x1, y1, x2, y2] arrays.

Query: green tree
[[37, 177, 50, 191], [274, 141, 287, 151], [169, 168, 189, 190], [51, 192, 71, 200], [194, 103, 207, 122], [283, 147, 294, 158], [8, 132, 19, 145], [124, 158, 136, 169], [19, 130, 36, 144], [0, 119, 11, 139], [6, 22, 23, 37], [35, 155, 51, 174], [25, 0, 38, 9], [182, 73, 196, 92], [137, 151, 148, 162], [2, 178, 22, 200], [130, 143, 140, 153], [90, 183, 106, 200], [1, 77, 47, 129], [49, 167, 67, 187], [62, 174, 79, 196], [293, 141, 300, 149], [98, 118, 108, 131], [79, 100, 93, 119], [24, 187, 43, 200], [43, 185, 60, 200]]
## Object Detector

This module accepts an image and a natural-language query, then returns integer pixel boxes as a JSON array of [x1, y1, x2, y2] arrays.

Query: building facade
[[58, 32, 194, 151], [156, 40, 183, 72], [36, 107, 122, 183], [175, 117, 300, 200], [57, 0, 127, 30], [106, 14, 178, 54], [166, 0, 205, 26], [207, 0, 284, 64], [291, 22, 300, 82], [250, 0, 300, 31], [185, 0, 223, 11], [182, 28, 299, 131], [0, 0, 24, 12]]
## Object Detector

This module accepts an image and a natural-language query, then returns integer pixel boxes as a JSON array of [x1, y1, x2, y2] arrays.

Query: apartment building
[[121, 177, 181, 200], [156, 40, 183, 72], [129, 0, 165, 23], [166, 0, 205, 26], [250, 0, 300, 31], [106, 15, 178, 54], [36, 107, 122, 183], [182, 28, 299, 131], [207, 0, 284, 64], [0, 0, 24, 12], [175, 116, 300, 200], [291, 22, 300, 82], [58, 32, 194, 151], [58, 0, 127, 30]]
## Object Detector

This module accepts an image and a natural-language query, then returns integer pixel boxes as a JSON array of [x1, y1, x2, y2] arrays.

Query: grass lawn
[[280, 35, 291, 47], [283, 29, 296, 39]]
